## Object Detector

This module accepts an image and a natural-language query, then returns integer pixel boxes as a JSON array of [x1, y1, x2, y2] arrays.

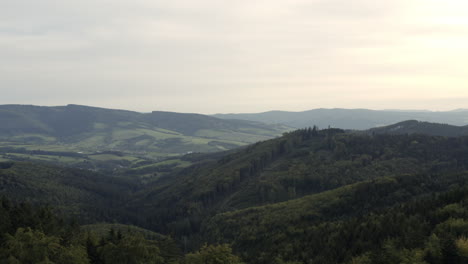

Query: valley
[[0, 105, 290, 169], [2, 110, 468, 263], [3, 1, 467, 262]]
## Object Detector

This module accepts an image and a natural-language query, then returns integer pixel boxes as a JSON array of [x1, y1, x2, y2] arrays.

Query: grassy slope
[[0, 104, 290, 167]]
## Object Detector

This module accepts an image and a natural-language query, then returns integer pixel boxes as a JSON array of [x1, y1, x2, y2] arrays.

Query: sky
[[1, 0, 468, 114]]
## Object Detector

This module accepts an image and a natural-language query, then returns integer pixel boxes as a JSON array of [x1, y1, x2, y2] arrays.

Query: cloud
[[1, 0, 468, 113]]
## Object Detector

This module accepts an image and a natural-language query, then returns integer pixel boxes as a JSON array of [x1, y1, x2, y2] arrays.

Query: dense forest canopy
[[2, 124, 468, 263]]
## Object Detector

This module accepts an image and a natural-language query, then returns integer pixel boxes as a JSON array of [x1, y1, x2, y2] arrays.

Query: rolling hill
[[123, 128, 468, 263], [203, 173, 468, 263], [368, 120, 468, 137], [0, 161, 137, 223], [213, 108, 468, 129], [126, 127, 468, 232], [0, 104, 290, 167], [3, 124, 468, 263]]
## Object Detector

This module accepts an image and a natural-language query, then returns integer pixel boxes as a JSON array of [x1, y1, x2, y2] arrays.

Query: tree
[[98, 234, 164, 264], [0, 227, 88, 264], [184, 244, 244, 264], [456, 236, 468, 263]]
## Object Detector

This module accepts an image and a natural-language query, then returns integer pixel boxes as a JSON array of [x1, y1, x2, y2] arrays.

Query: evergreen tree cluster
[[3, 128, 468, 263], [0, 198, 241, 263]]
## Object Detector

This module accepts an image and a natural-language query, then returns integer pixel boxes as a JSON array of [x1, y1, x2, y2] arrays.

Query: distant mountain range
[[0, 104, 289, 157], [2, 104, 468, 167], [213, 108, 468, 129]]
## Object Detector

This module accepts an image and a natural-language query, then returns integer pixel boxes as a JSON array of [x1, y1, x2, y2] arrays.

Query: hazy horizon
[[2, 1, 467, 113], [3, 103, 468, 115]]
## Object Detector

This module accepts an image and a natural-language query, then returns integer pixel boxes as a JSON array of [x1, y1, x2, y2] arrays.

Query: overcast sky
[[1, 0, 467, 113]]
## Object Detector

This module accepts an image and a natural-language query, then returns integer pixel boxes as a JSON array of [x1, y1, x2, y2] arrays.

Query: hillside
[[0, 198, 183, 263], [124, 129, 468, 263], [0, 104, 290, 167], [3, 126, 468, 263], [126, 128, 468, 235], [204, 174, 468, 263], [0, 161, 136, 223], [213, 108, 468, 129], [368, 120, 468, 137]]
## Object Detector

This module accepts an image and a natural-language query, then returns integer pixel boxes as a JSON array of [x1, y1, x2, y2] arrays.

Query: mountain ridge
[[213, 108, 468, 129], [0, 104, 290, 160], [367, 120, 468, 137]]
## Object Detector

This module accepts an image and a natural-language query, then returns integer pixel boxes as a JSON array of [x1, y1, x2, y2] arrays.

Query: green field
[[0, 105, 291, 169]]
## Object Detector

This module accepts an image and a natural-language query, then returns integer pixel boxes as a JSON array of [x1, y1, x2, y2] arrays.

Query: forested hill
[[0, 104, 289, 156], [0, 197, 243, 263], [213, 108, 468, 129], [127, 128, 468, 243], [3, 126, 468, 263], [368, 120, 468, 137], [205, 174, 468, 263], [0, 161, 138, 223], [125, 128, 468, 263]]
